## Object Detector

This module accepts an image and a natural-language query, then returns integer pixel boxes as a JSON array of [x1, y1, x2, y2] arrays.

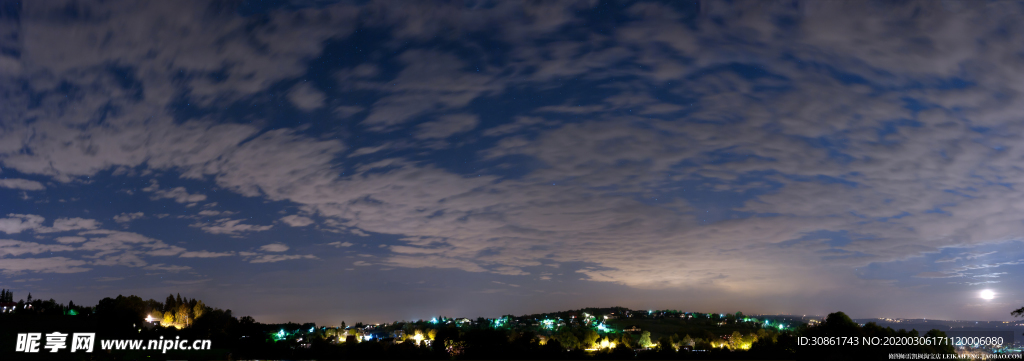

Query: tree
[[165, 294, 176, 312], [175, 303, 190, 327], [1012, 306, 1024, 318], [638, 331, 653, 349], [162, 312, 175, 325], [193, 300, 206, 320], [658, 336, 673, 350], [26, 292, 32, 303], [558, 332, 580, 349], [682, 334, 694, 347], [619, 333, 634, 348], [728, 331, 743, 349], [581, 329, 599, 348]]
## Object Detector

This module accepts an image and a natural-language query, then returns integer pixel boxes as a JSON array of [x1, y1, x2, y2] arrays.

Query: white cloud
[[280, 215, 314, 227], [8, 0, 1024, 307], [143, 264, 192, 272], [143, 180, 207, 204], [0, 178, 45, 191], [164, 278, 212, 285], [0, 239, 75, 256], [326, 241, 353, 247], [259, 243, 290, 252], [179, 250, 235, 258], [42, 218, 100, 233], [0, 257, 90, 275], [0, 214, 98, 235], [0, 214, 45, 234], [191, 218, 273, 236], [113, 212, 144, 223], [288, 83, 327, 111], [55, 236, 87, 244], [248, 254, 317, 263], [415, 114, 479, 139]]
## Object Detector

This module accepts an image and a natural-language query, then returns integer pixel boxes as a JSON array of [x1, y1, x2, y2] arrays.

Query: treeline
[[0, 292, 962, 360]]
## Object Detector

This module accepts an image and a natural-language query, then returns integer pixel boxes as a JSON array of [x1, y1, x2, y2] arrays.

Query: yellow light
[[600, 339, 609, 348]]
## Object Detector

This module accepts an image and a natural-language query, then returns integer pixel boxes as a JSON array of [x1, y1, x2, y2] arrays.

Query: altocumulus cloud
[[2, 0, 1024, 319]]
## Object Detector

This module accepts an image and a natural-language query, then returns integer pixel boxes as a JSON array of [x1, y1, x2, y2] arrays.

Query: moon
[[980, 289, 996, 300]]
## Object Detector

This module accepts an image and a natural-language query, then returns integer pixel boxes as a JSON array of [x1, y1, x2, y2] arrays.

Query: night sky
[[1, 0, 1023, 324]]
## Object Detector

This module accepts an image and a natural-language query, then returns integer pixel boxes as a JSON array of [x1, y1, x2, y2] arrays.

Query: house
[[0, 302, 16, 313]]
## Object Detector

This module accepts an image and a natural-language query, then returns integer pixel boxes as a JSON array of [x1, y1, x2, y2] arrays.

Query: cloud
[[179, 250, 235, 258], [914, 272, 961, 279], [415, 114, 479, 139], [259, 243, 289, 253], [164, 278, 212, 285], [0, 239, 75, 256], [280, 215, 314, 227], [0, 178, 45, 191], [113, 212, 144, 223], [7, 0, 1024, 308], [143, 180, 207, 204], [247, 254, 317, 263], [360, 50, 502, 130], [45, 218, 100, 232], [288, 83, 327, 111], [384, 255, 487, 273], [326, 241, 353, 248], [143, 264, 192, 272], [0, 257, 91, 275], [0, 215, 96, 234], [54, 236, 87, 244], [191, 218, 273, 236], [333, 105, 365, 119], [0, 214, 45, 234]]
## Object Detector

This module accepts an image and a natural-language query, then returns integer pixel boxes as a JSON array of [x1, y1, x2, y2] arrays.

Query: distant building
[[0, 302, 16, 313], [622, 326, 640, 333]]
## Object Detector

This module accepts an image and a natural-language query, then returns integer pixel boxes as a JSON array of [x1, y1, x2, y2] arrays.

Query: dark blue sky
[[1, 0, 1024, 324]]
